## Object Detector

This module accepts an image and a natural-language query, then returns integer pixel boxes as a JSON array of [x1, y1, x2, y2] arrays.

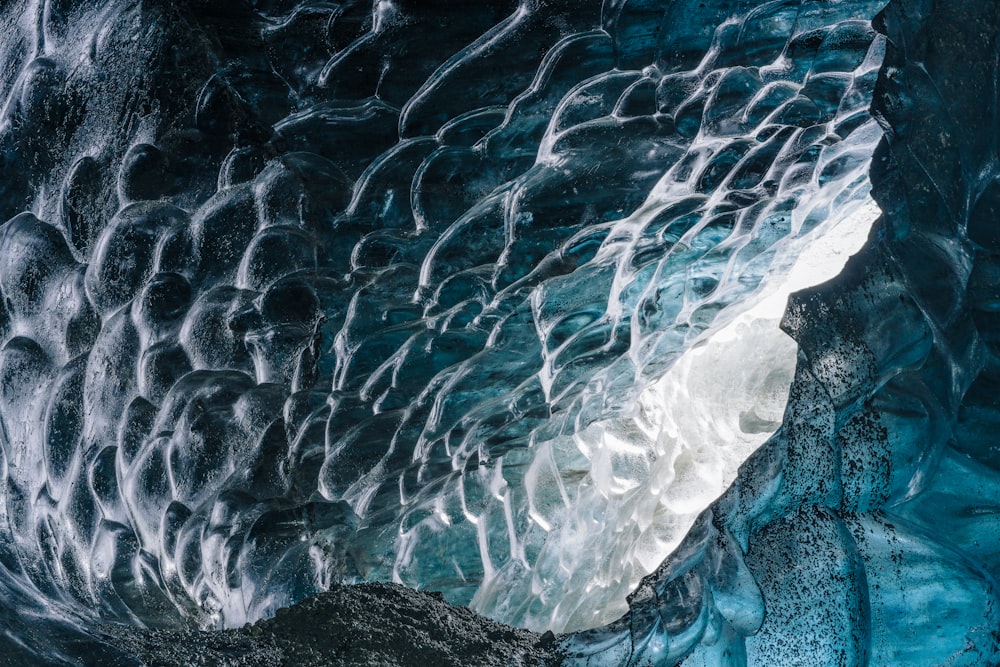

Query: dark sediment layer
[[98, 582, 562, 667]]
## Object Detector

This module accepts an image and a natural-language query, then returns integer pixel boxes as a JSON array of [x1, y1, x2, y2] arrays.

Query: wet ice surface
[[470, 198, 880, 632], [561, 0, 1000, 664], [0, 0, 904, 663]]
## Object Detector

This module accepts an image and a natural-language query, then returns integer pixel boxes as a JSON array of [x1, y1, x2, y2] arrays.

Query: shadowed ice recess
[[0, 0, 939, 662]]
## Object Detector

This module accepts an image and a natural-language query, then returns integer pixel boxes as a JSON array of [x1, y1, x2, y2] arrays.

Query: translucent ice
[[561, 1, 1000, 665], [1, 0, 982, 664]]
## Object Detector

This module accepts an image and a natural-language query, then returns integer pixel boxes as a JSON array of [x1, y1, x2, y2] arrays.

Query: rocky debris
[[99, 582, 563, 666]]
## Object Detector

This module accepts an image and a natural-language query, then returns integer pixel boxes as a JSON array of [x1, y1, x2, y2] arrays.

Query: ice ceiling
[[0, 0, 997, 665]]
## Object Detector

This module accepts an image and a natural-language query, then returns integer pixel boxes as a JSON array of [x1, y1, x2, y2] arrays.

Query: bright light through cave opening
[[0, 0, 910, 660], [471, 197, 881, 634]]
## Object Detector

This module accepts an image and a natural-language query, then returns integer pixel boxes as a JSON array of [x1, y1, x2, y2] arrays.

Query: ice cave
[[0, 0, 996, 664]]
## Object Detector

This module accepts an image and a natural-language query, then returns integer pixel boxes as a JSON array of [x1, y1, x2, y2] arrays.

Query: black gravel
[[98, 582, 564, 666]]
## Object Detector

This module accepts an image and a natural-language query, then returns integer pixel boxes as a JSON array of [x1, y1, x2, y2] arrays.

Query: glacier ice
[[470, 197, 880, 633], [560, 0, 1000, 665], [0, 0, 994, 664]]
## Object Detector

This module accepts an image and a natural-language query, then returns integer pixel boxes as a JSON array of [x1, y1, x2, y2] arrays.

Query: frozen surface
[[561, 0, 1000, 664], [1, 0, 982, 664], [471, 197, 880, 632]]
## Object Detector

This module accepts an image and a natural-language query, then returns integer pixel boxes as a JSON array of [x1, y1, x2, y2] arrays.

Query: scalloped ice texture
[[0, 0, 891, 661], [560, 0, 1000, 664], [469, 198, 880, 633]]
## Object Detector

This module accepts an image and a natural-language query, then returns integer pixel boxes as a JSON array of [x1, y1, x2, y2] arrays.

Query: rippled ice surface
[[0, 0, 886, 655], [481, 197, 880, 632]]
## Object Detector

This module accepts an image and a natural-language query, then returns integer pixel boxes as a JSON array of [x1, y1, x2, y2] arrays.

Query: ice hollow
[[0, 0, 973, 663]]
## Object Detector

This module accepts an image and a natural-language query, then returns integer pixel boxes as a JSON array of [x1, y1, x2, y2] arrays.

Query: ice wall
[[0, 0, 960, 663], [561, 0, 1000, 664]]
